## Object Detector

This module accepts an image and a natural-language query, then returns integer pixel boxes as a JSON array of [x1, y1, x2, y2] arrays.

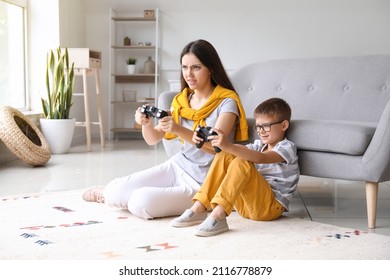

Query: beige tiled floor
[[1, 139, 389, 236]]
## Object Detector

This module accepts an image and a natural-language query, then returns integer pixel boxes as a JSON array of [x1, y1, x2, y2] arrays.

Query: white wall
[[28, 0, 60, 112], [85, 0, 390, 69], [78, 0, 390, 139], [59, 0, 86, 48], [2, 0, 390, 164]]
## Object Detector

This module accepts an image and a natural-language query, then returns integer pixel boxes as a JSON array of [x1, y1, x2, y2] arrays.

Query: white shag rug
[[0, 190, 389, 260]]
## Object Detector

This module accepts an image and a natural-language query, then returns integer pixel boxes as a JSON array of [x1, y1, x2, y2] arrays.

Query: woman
[[82, 39, 248, 219]]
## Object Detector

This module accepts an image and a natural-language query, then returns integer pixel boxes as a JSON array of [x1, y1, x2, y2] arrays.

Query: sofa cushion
[[286, 119, 377, 155]]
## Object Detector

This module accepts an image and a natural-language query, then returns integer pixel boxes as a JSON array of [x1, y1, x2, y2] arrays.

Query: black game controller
[[195, 126, 221, 153], [140, 105, 168, 119]]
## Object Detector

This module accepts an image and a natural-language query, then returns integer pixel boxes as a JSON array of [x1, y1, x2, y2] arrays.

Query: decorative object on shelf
[[145, 42, 152, 46], [144, 10, 155, 18], [138, 42, 144, 47], [143, 56, 155, 74], [126, 57, 137, 74], [122, 90, 137, 102], [39, 47, 76, 154], [124, 36, 131, 46]]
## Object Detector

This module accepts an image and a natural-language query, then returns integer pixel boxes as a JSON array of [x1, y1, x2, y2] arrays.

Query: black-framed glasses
[[254, 120, 284, 132]]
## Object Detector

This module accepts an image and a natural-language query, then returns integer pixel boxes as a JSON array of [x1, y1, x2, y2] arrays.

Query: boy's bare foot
[[209, 205, 227, 221], [190, 200, 207, 214]]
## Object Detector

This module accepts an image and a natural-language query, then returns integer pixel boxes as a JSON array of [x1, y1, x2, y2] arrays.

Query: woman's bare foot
[[82, 186, 105, 203]]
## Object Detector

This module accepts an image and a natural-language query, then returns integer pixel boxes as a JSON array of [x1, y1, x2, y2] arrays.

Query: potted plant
[[39, 47, 76, 154], [126, 57, 137, 74]]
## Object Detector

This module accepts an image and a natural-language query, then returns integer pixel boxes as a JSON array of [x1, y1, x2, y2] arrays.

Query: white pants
[[103, 159, 200, 219]]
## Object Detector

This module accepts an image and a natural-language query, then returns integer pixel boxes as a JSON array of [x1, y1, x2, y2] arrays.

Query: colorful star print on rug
[[52, 206, 74, 212], [1, 190, 389, 260], [326, 229, 368, 239], [137, 242, 178, 252]]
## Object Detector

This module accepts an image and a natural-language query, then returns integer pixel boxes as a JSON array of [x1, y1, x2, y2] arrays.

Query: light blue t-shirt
[[246, 138, 300, 211], [172, 98, 239, 184]]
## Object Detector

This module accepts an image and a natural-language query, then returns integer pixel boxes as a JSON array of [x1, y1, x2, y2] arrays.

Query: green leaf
[[41, 47, 75, 119]]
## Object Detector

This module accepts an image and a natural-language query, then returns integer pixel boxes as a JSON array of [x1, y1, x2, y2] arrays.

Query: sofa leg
[[365, 181, 378, 229]]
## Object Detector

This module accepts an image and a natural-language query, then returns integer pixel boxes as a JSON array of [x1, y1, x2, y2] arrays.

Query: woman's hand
[[135, 107, 153, 126], [135, 106, 166, 145], [192, 128, 203, 146], [158, 116, 178, 133]]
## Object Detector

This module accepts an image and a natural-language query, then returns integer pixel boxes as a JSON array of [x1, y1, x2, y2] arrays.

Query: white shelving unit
[[108, 7, 160, 139]]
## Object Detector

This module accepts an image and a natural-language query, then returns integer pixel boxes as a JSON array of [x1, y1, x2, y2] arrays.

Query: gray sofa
[[158, 55, 390, 229]]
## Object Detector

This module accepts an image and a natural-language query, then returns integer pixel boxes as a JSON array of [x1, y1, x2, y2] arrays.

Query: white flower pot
[[39, 118, 75, 154], [127, 64, 136, 74]]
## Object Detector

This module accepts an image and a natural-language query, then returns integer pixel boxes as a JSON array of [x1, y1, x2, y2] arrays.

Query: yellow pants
[[193, 152, 284, 221]]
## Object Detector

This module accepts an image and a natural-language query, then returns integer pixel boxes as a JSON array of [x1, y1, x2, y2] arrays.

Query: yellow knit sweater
[[165, 85, 248, 141]]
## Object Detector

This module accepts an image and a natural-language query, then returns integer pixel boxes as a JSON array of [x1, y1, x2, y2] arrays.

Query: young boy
[[170, 97, 300, 237]]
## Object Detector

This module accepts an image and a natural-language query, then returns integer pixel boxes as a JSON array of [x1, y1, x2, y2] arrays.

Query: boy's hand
[[208, 128, 227, 151]]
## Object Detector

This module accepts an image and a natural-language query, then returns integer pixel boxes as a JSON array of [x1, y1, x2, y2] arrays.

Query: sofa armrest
[[158, 90, 178, 111], [157, 90, 181, 158], [363, 99, 390, 182]]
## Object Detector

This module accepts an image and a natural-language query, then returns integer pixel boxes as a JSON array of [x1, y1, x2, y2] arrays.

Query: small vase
[[143, 56, 155, 74], [127, 64, 136, 74], [124, 37, 131, 46]]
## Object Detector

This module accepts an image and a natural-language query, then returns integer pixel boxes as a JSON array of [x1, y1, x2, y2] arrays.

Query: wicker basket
[[0, 106, 51, 166]]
